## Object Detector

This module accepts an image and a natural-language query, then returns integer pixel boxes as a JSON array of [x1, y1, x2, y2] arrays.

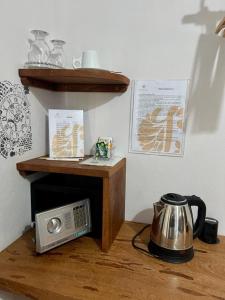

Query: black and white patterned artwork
[[0, 81, 32, 158]]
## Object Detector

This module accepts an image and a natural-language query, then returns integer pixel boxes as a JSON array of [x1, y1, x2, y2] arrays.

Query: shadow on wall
[[182, 0, 225, 133], [132, 208, 154, 224], [31, 88, 120, 112], [64, 92, 121, 111]]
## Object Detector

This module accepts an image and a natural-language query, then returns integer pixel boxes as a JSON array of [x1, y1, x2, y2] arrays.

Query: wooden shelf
[[18, 68, 130, 92], [17, 156, 126, 252], [16, 156, 124, 178]]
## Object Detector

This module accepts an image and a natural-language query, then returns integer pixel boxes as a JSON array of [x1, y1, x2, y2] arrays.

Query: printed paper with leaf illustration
[[49, 109, 84, 158], [129, 80, 188, 156]]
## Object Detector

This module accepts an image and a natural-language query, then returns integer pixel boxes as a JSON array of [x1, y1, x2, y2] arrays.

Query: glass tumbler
[[27, 30, 50, 66], [47, 40, 66, 68]]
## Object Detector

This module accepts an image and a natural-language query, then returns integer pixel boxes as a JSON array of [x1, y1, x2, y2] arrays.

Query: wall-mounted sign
[[129, 80, 189, 156], [0, 81, 32, 159]]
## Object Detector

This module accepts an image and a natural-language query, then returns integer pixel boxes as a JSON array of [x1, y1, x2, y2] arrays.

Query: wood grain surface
[[16, 157, 126, 178], [18, 68, 130, 92], [0, 222, 225, 300]]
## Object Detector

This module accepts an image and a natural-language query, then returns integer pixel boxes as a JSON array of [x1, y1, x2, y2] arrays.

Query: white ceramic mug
[[73, 50, 100, 69]]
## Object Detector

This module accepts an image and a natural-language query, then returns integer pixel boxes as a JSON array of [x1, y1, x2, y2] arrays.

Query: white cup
[[73, 50, 100, 69]]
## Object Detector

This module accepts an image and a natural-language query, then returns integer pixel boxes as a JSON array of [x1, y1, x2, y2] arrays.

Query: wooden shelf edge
[[16, 157, 126, 178], [18, 170, 36, 176], [18, 68, 130, 93]]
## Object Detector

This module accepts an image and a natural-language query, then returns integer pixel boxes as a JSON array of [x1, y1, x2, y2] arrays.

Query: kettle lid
[[161, 193, 187, 205]]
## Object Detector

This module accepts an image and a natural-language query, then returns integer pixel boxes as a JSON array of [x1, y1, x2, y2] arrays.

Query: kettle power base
[[148, 240, 194, 264]]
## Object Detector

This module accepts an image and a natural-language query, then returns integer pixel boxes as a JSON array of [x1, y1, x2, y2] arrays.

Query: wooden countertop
[[0, 222, 225, 300]]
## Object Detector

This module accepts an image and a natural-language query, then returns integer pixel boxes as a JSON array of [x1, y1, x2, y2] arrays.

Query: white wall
[[0, 0, 225, 262], [54, 0, 225, 234]]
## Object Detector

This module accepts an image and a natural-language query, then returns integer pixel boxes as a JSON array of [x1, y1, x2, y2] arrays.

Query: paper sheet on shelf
[[129, 80, 189, 156], [79, 156, 123, 167], [38, 156, 82, 161]]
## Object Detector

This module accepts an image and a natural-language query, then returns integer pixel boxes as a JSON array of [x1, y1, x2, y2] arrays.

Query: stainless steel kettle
[[148, 193, 206, 263]]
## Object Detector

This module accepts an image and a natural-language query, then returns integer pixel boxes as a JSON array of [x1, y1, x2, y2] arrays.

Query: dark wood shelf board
[[19, 68, 130, 92], [16, 156, 126, 178]]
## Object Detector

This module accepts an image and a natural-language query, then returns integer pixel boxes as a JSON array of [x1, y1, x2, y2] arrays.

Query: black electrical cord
[[131, 224, 151, 255], [131, 224, 160, 260]]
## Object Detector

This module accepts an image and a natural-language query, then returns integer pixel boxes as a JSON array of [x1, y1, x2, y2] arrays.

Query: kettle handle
[[186, 195, 206, 239]]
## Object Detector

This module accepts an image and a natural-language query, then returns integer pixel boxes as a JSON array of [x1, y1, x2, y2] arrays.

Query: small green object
[[95, 137, 112, 160], [96, 141, 108, 158]]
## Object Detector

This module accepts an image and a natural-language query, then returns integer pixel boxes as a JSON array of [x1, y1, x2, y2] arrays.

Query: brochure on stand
[[48, 109, 84, 158]]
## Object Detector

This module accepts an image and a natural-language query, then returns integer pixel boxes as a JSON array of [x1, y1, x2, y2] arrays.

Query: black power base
[[148, 240, 194, 264]]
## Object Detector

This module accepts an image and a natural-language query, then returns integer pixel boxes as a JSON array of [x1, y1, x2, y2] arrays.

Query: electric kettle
[[148, 193, 206, 263]]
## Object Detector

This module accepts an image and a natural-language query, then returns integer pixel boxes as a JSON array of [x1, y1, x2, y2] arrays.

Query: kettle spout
[[153, 202, 164, 217]]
